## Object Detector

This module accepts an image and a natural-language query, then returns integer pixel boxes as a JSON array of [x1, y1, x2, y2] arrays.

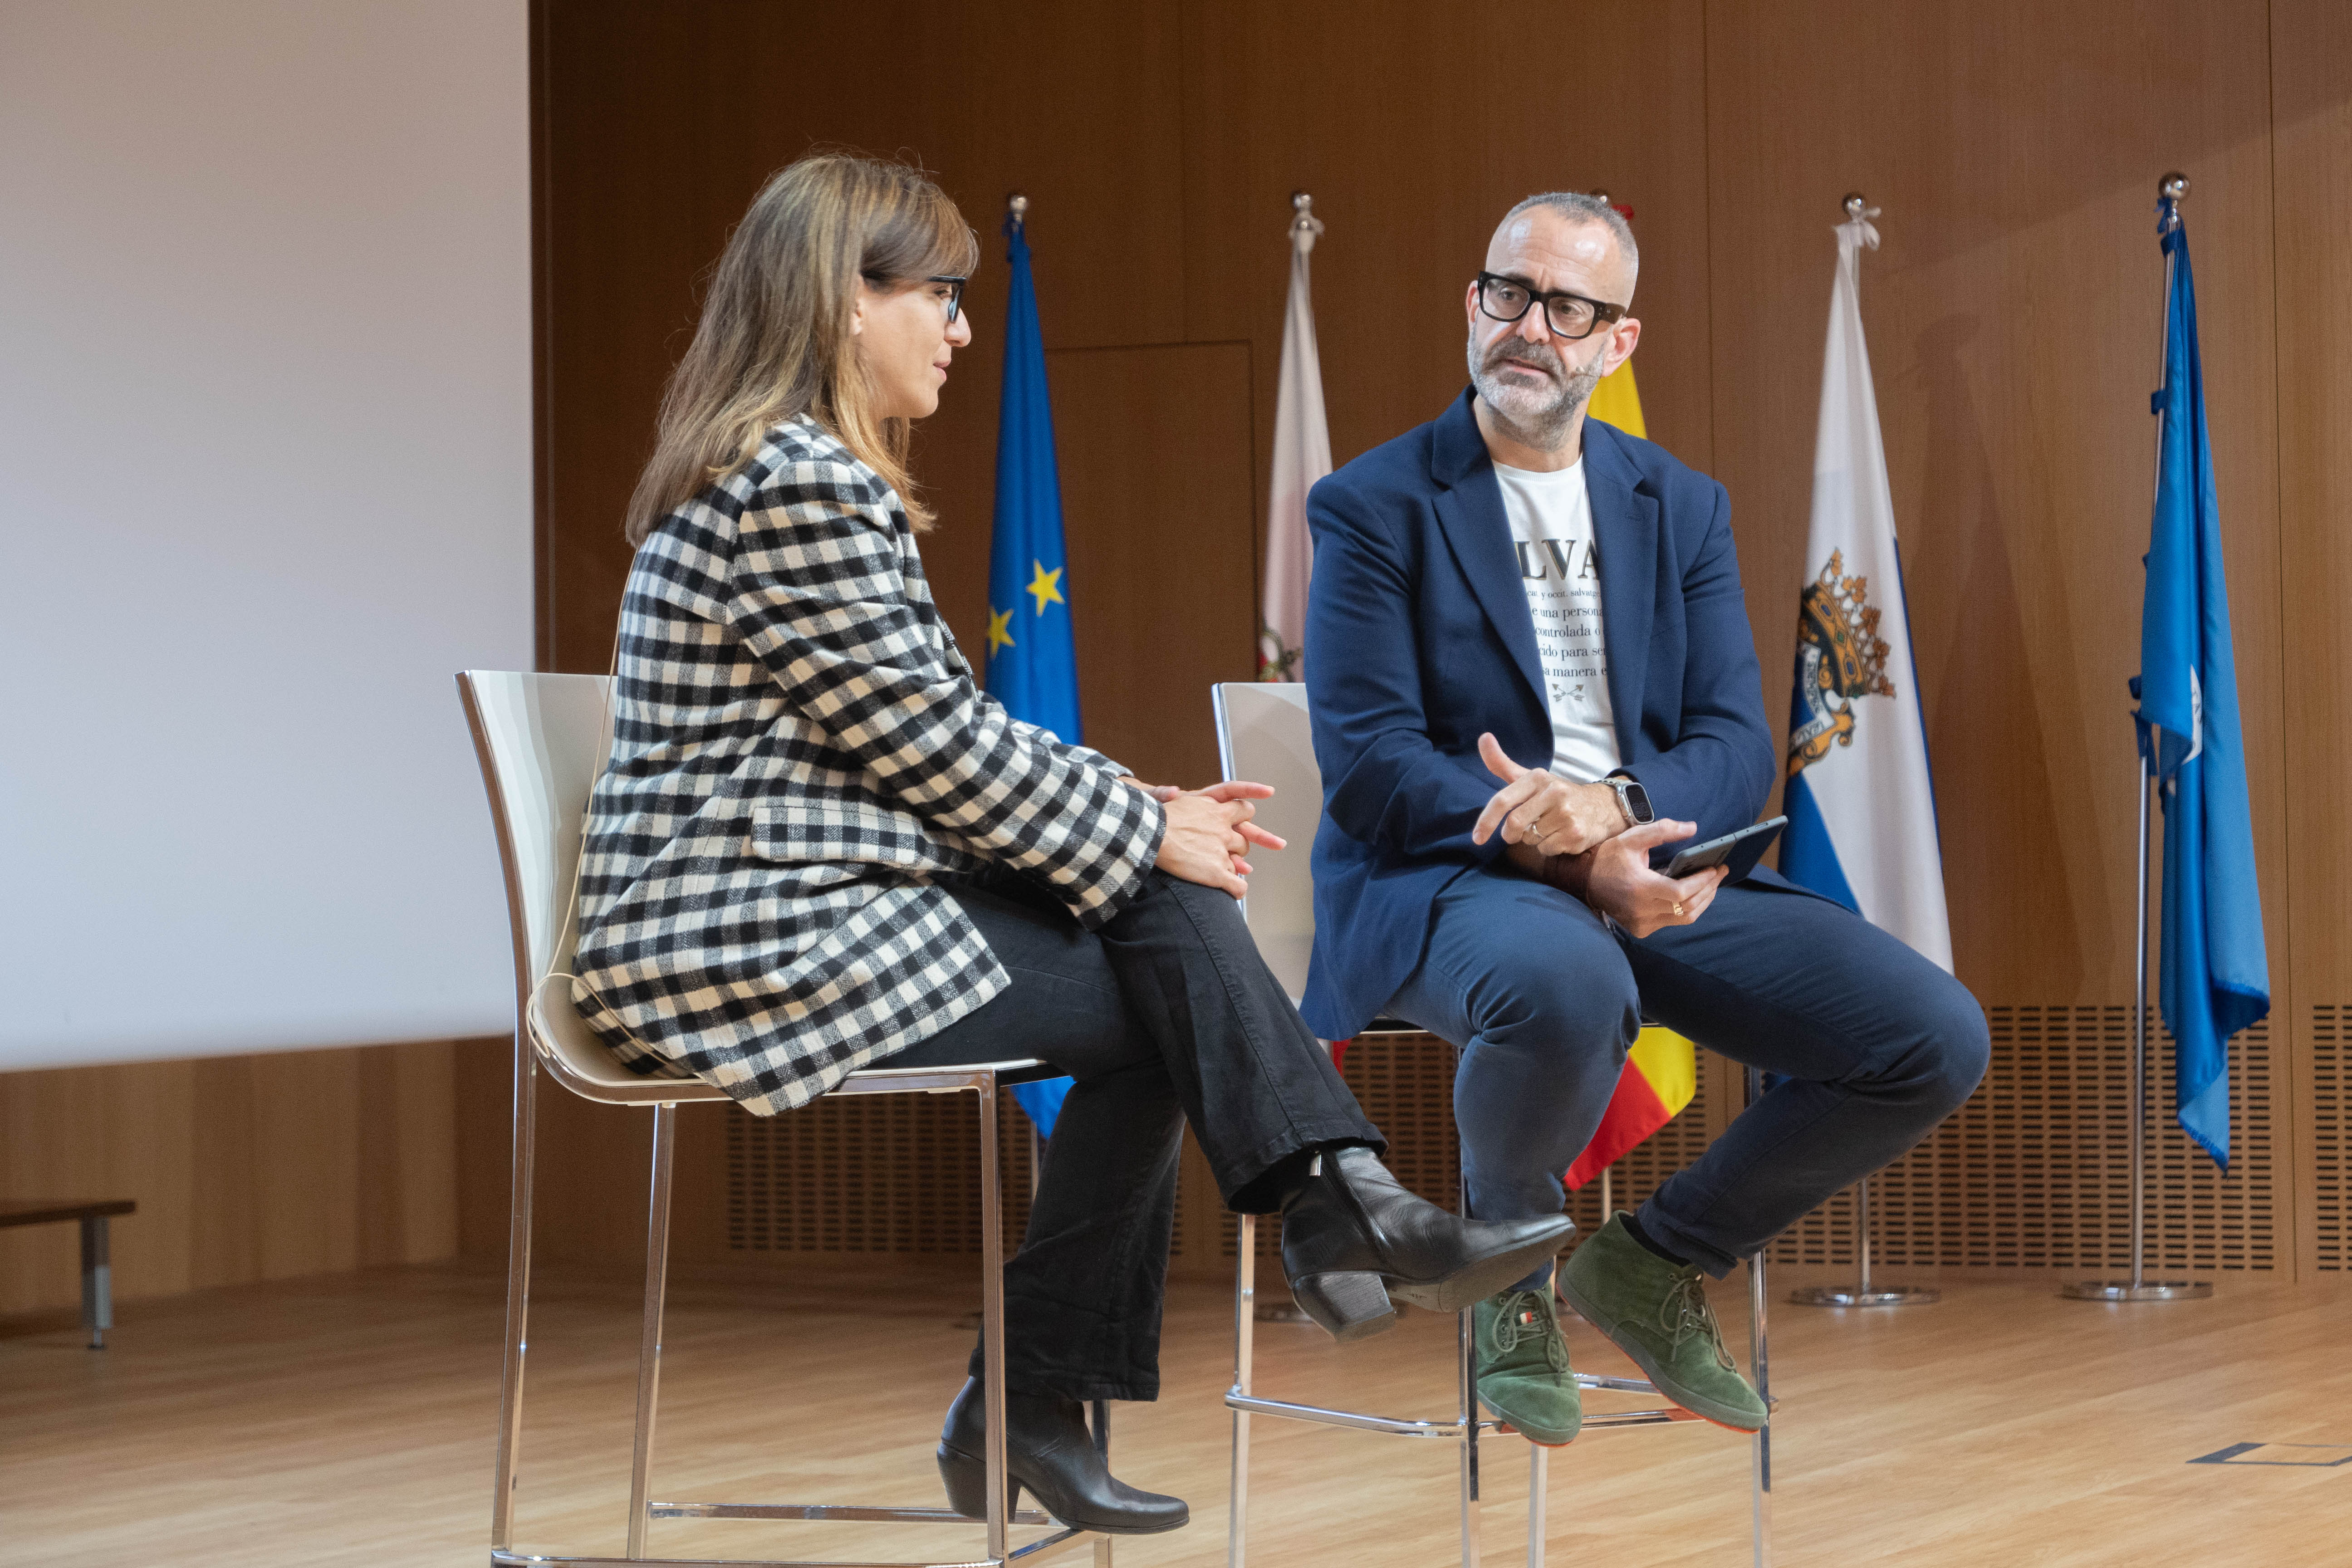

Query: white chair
[[458, 670, 1110, 1568], [1210, 682, 1772, 1568]]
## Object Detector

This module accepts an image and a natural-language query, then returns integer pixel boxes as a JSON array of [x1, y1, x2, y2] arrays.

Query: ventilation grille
[[1219, 1033, 1711, 1260], [1769, 1005, 2274, 1272], [2317, 1006, 2344, 1271], [726, 1090, 1041, 1255]]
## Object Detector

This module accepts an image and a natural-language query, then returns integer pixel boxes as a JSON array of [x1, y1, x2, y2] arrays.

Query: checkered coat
[[570, 416, 1165, 1115]]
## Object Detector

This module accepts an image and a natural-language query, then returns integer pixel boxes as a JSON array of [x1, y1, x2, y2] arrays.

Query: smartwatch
[[1606, 774, 1655, 826]]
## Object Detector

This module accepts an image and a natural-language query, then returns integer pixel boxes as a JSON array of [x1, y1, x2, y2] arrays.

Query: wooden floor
[[2, 1260, 2346, 1567]]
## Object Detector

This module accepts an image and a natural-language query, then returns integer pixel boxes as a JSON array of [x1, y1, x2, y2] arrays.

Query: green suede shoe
[[1473, 1289, 1581, 1446], [1555, 1213, 1767, 1432]]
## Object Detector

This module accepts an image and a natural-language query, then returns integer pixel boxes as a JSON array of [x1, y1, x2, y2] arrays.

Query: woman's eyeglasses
[[865, 272, 968, 325]]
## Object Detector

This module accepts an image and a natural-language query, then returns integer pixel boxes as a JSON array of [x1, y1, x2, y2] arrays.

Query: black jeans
[[882, 869, 1381, 1401]]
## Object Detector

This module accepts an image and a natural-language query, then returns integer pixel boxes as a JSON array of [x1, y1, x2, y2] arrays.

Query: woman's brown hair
[[624, 153, 979, 545]]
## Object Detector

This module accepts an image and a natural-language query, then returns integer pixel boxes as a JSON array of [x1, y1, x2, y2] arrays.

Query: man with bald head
[[1301, 194, 1986, 1443]]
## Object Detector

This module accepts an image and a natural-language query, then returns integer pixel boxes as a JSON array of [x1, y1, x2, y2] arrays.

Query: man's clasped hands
[[1469, 733, 1728, 937]]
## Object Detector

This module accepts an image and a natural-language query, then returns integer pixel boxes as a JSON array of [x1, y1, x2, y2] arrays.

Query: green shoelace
[[1659, 1273, 1739, 1372], [1491, 1291, 1569, 1372]]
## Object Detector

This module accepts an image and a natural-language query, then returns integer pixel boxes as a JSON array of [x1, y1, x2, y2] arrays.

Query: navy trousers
[[1385, 865, 1989, 1285]]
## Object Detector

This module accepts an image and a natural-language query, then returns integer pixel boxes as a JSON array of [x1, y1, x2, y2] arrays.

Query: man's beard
[[1467, 332, 1607, 447]]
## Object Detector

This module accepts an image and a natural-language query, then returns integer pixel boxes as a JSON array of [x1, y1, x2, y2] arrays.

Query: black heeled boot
[[936, 1378, 1190, 1535], [1278, 1146, 1576, 1341]]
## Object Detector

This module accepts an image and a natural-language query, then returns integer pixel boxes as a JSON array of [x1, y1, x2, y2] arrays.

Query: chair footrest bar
[[1573, 1374, 1659, 1394], [651, 1504, 1054, 1526], [495, 1555, 1004, 1568], [490, 1531, 1097, 1568], [1578, 1407, 1704, 1430], [1225, 1390, 1470, 1439], [1003, 1527, 1098, 1564]]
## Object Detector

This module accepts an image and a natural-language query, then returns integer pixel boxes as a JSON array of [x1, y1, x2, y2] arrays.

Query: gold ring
[[1672, 902, 1686, 916]]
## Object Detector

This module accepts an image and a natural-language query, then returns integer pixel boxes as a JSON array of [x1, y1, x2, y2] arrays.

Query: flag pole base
[[2059, 1279, 2211, 1301], [1787, 1285, 1939, 1308]]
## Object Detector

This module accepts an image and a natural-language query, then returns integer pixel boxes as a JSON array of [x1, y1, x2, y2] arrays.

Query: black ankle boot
[[1278, 1146, 1576, 1341], [936, 1378, 1189, 1535]]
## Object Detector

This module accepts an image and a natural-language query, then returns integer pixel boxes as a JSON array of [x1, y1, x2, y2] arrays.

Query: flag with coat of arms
[[1778, 205, 1954, 973], [985, 205, 1080, 1137]]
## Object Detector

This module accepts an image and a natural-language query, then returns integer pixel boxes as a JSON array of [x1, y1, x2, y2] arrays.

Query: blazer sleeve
[[1306, 480, 1514, 867], [724, 465, 1163, 928], [1626, 479, 1777, 838]]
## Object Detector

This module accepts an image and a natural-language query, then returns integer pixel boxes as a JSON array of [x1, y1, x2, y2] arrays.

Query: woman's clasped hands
[[1126, 777, 1285, 898]]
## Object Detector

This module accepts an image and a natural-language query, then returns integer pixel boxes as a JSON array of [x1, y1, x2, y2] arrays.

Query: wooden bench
[[0, 1200, 135, 1348]]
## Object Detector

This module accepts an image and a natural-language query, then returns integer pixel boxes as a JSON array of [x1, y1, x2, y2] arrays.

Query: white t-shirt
[[1494, 458, 1621, 782]]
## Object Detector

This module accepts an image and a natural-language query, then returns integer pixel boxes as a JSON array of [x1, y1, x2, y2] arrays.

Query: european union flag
[[986, 209, 1080, 1138], [2135, 195, 2269, 1168]]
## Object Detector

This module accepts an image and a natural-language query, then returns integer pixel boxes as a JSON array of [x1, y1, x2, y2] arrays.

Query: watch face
[[1621, 779, 1654, 822]]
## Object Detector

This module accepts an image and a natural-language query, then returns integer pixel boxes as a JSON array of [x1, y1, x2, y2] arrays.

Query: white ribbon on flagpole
[[1259, 194, 1330, 680]]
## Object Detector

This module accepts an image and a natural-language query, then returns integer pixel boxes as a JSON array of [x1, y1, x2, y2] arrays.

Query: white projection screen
[[0, 1, 534, 1070]]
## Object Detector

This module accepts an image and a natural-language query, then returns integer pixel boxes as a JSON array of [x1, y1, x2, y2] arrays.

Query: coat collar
[[1428, 389, 1656, 764]]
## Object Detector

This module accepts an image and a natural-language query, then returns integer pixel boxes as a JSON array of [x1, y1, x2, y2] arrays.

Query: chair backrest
[[457, 670, 720, 1105], [1211, 683, 1321, 1003]]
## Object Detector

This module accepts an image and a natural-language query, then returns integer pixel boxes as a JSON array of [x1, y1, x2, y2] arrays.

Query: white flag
[[1259, 200, 1329, 681], [1780, 211, 1954, 972]]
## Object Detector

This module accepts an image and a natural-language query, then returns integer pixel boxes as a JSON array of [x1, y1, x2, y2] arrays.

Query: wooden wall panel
[[1701, 0, 2284, 1011], [2272, 0, 2352, 1274], [1050, 343, 1259, 786], [1179, 0, 1714, 493], [0, 1040, 468, 1319], [536, 0, 1189, 676]]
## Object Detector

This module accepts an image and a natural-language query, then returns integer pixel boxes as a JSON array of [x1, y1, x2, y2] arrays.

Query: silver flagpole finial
[[1007, 192, 1029, 230], [2156, 172, 2187, 235], [1289, 190, 1324, 246], [1844, 191, 1868, 220]]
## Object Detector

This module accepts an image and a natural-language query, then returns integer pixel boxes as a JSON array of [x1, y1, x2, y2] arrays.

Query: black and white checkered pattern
[[570, 417, 1165, 1115]]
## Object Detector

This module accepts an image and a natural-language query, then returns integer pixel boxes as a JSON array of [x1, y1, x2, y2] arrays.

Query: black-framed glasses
[[865, 272, 967, 324], [1474, 271, 1627, 340]]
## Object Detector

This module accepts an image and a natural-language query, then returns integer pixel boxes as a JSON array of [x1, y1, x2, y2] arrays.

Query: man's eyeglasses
[[1474, 272, 1627, 341], [865, 272, 968, 325]]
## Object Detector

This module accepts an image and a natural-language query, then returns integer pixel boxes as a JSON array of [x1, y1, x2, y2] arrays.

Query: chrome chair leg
[[1458, 1154, 1481, 1568], [79, 1213, 113, 1350], [1526, 1445, 1548, 1568], [977, 1078, 1010, 1566], [490, 1041, 539, 1556], [1745, 1066, 1772, 1568], [1456, 1282, 1480, 1568], [1228, 1210, 1257, 1568], [626, 1102, 681, 1560]]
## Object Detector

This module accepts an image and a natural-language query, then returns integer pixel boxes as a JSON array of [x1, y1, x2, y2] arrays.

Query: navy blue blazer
[[1301, 387, 1784, 1040]]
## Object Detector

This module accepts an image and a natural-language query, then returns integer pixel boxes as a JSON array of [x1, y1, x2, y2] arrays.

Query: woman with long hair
[[570, 152, 1570, 1535]]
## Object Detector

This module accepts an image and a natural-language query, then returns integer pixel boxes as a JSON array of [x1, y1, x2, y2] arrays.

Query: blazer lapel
[[1430, 394, 1548, 717], [1583, 424, 1655, 760]]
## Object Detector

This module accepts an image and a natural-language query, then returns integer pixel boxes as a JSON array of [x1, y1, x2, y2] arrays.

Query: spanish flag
[[1565, 1024, 1696, 1190], [1564, 348, 1695, 1190], [1587, 358, 1646, 440]]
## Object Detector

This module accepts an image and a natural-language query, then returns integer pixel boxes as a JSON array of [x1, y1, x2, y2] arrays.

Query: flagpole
[[1786, 193, 1940, 1313], [2062, 172, 2210, 1304]]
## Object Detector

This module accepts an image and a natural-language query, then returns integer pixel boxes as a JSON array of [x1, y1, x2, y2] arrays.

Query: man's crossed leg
[[1387, 864, 1990, 1439]]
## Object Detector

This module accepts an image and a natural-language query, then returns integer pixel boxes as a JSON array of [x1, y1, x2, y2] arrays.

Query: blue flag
[[2134, 197, 2269, 1168], [986, 212, 1081, 1139]]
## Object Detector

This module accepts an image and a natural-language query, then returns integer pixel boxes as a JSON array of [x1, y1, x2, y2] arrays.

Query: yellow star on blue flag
[[986, 606, 1015, 656], [1025, 562, 1065, 615]]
